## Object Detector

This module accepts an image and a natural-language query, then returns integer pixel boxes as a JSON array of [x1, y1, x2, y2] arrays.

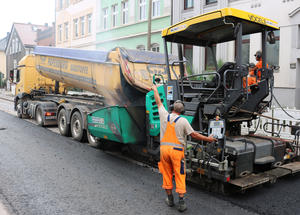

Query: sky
[[0, 0, 55, 39]]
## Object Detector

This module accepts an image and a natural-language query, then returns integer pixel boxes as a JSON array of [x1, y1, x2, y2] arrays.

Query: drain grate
[[0, 128, 7, 130]]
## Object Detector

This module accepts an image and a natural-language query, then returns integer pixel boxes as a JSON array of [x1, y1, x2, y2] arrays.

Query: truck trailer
[[15, 8, 300, 193]]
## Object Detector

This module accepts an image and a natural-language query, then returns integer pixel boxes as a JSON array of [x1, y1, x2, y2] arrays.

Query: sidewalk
[[0, 89, 14, 102]]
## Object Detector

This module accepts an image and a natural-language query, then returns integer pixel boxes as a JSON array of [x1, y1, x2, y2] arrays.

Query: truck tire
[[35, 106, 45, 127], [16, 104, 23, 118], [87, 130, 105, 149], [58, 109, 70, 136], [71, 111, 87, 142]]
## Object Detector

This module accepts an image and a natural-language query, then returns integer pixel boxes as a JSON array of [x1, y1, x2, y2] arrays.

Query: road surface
[[0, 97, 299, 215]]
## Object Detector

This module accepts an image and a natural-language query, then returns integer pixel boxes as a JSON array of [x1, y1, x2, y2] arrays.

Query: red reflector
[[45, 112, 55, 116], [226, 176, 230, 182]]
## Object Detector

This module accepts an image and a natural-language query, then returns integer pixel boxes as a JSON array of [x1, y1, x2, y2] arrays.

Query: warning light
[[226, 176, 230, 182]]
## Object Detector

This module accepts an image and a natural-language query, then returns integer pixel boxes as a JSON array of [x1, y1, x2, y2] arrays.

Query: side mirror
[[267, 31, 276, 44]]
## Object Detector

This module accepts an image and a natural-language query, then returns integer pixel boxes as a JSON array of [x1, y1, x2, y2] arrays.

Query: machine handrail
[[180, 72, 221, 102]]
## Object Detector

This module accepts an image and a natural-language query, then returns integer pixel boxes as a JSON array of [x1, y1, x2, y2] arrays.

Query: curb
[[0, 95, 14, 102]]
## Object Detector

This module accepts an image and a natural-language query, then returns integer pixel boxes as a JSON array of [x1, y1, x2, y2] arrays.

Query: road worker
[[152, 85, 216, 212], [243, 50, 268, 89]]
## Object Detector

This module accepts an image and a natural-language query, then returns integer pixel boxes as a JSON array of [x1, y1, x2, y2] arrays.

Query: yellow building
[[0, 34, 9, 88], [55, 0, 97, 49]]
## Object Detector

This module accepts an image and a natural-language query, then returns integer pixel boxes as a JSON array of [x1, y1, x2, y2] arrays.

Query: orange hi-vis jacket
[[158, 115, 186, 194], [244, 60, 268, 88]]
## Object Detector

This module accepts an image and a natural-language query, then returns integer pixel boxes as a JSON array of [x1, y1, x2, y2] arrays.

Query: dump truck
[[14, 47, 179, 141], [15, 8, 300, 193]]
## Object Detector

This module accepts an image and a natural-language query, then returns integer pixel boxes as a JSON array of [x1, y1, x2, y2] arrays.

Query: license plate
[[45, 116, 56, 120]]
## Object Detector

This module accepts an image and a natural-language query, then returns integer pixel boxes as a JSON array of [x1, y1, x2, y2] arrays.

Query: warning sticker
[[167, 86, 173, 100]]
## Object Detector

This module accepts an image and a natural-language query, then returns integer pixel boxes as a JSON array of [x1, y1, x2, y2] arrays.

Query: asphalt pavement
[[0, 109, 256, 215], [0, 94, 300, 215]]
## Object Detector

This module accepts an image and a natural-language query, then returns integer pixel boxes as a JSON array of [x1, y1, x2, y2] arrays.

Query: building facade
[[55, 0, 97, 49], [96, 0, 171, 52], [173, 0, 300, 108], [36, 23, 56, 46], [5, 23, 52, 93], [0, 34, 9, 87]]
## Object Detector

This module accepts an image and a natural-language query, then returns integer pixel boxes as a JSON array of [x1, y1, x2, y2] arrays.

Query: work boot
[[177, 198, 187, 212], [165, 194, 174, 207]]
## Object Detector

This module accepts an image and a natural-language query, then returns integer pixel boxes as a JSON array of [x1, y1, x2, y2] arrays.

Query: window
[[242, 35, 250, 64], [184, 45, 193, 75], [151, 43, 160, 52], [266, 30, 280, 70], [184, 0, 194, 9], [87, 14, 92, 34], [139, 0, 146, 20], [58, 24, 62, 42], [16, 38, 19, 52], [112, 4, 118, 27], [137, 45, 145, 51], [12, 39, 15, 53], [103, 8, 108, 30], [152, 0, 160, 17], [59, 0, 63, 9], [74, 19, 78, 37], [206, 0, 217, 4], [122, 1, 129, 25], [205, 45, 216, 71], [80, 16, 85, 36], [64, 22, 69, 40], [65, 0, 69, 7]]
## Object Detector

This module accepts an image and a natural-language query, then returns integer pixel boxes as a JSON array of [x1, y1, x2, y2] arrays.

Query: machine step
[[255, 156, 275, 165]]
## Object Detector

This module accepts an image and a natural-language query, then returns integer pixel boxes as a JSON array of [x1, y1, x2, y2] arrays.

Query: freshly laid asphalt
[[0, 99, 299, 215]]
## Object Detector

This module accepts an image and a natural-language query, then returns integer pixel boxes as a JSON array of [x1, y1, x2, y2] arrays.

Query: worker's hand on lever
[[190, 132, 217, 142], [151, 84, 157, 91], [207, 134, 217, 143]]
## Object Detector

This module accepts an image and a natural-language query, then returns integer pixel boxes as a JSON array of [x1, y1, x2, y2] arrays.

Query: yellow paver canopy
[[162, 8, 279, 46]]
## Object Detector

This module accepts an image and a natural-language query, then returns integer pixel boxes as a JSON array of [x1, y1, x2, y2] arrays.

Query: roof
[[0, 35, 9, 51], [33, 46, 109, 63], [14, 23, 48, 46], [162, 8, 279, 46]]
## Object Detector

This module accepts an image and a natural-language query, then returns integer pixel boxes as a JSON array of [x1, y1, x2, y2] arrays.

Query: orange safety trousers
[[158, 115, 186, 194]]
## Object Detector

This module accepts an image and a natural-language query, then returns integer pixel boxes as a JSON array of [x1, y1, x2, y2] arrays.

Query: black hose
[[272, 93, 300, 120]]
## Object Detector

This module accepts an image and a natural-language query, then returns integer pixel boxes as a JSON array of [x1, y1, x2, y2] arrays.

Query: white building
[[55, 0, 98, 49], [172, 0, 300, 108]]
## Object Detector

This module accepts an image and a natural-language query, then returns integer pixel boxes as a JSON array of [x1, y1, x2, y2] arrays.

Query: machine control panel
[[208, 119, 225, 139]]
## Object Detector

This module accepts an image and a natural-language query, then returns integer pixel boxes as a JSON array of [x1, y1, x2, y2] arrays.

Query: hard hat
[[254, 50, 262, 58]]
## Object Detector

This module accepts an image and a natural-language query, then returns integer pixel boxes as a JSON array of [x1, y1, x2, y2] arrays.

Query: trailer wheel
[[16, 104, 23, 118], [87, 130, 105, 149], [71, 111, 87, 142], [58, 109, 70, 136], [36, 106, 45, 127]]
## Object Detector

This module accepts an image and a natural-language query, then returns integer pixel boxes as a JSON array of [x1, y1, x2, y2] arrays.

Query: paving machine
[[144, 8, 300, 191], [14, 7, 300, 193]]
